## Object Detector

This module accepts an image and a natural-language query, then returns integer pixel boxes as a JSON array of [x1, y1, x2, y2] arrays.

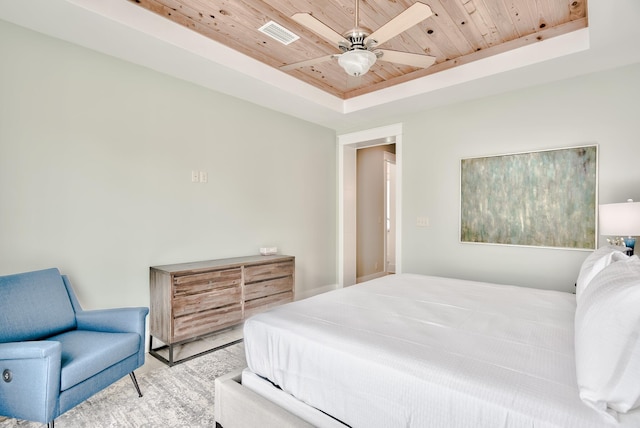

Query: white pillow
[[575, 245, 628, 300], [575, 255, 640, 419]]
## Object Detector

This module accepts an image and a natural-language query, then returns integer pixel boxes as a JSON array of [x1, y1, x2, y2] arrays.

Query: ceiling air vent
[[258, 21, 300, 45]]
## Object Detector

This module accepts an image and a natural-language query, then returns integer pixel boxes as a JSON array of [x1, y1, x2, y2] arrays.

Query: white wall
[[399, 63, 640, 292], [0, 20, 337, 309]]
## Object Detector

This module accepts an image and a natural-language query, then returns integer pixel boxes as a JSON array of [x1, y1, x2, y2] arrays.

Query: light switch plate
[[417, 216, 430, 227]]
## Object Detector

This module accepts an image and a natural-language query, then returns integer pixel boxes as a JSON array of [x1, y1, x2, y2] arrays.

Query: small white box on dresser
[[260, 247, 278, 256]]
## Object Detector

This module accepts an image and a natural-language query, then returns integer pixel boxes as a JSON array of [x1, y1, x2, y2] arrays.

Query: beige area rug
[[0, 343, 246, 427]]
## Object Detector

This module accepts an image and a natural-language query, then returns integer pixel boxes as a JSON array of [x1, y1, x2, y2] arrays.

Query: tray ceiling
[[129, 0, 588, 100]]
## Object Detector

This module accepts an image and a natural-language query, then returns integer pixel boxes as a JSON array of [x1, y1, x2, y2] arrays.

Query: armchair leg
[[129, 372, 143, 398], [47, 421, 54, 428]]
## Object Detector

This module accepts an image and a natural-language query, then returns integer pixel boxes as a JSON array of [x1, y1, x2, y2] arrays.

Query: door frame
[[337, 123, 403, 287], [384, 152, 396, 275]]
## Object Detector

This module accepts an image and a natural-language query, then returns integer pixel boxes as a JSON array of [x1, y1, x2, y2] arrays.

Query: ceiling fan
[[281, 1, 436, 78]]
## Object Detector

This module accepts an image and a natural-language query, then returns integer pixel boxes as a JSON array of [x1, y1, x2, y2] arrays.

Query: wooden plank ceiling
[[128, 0, 587, 99]]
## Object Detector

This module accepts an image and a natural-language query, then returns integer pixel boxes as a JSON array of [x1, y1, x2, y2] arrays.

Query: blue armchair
[[0, 268, 149, 427]]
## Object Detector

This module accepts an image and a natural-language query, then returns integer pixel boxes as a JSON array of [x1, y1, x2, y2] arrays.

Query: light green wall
[[399, 62, 640, 291], [0, 20, 337, 308], [3, 18, 639, 303]]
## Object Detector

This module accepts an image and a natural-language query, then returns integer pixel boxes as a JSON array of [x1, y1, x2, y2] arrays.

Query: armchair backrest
[[0, 268, 77, 343]]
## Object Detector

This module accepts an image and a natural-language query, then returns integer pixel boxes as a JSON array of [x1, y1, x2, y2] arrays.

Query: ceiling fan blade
[[378, 49, 436, 68], [280, 54, 336, 72], [366, 2, 433, 46], [292, 13, 349, 46]]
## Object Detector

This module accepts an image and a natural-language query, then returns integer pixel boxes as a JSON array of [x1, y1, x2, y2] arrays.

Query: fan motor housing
[[340, 27, 375, 52]]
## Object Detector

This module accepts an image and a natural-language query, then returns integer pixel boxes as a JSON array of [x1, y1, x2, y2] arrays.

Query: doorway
[[338, 124, 403, 287], [355, 144, 396, 283]]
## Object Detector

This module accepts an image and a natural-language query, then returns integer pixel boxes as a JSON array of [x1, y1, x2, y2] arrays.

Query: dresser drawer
[[173, 303, 242, 341], [173, 285, 241, 317], [244, 276, 293, 301], [173, 268, 241, 297], [244, 261, 293, 283], [244, 291, 293, 319]]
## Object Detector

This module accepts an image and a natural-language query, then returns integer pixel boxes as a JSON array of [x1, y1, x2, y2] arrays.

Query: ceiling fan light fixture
[[338, 49, 376, 77]]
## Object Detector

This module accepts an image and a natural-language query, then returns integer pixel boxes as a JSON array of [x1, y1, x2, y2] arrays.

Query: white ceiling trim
[[66, 0, 345, 111], [66, 0, 591, 117], [343, 28, 590, 114]]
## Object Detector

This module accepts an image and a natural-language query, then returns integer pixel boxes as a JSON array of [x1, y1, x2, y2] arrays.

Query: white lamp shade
[[599, 201, 640, 236], [338, 49, 377, 77]]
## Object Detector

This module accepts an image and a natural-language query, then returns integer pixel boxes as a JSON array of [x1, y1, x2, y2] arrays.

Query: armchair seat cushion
[[49, 330, 141, 391]]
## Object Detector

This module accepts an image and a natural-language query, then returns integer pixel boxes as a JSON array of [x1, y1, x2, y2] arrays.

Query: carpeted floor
[[0, 342, 246, 427]]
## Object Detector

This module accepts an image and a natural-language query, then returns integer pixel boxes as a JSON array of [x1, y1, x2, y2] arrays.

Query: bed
[[215, 247, 640, 428]]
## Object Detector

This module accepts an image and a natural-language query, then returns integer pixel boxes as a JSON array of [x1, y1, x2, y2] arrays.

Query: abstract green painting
[[460, 145, 597, 249]]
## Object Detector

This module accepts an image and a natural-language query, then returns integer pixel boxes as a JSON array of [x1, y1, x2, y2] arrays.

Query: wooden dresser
[[149, 255, 294, 365]]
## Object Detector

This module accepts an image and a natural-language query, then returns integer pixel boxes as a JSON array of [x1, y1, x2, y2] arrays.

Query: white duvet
[[243, 274, 640, 427]]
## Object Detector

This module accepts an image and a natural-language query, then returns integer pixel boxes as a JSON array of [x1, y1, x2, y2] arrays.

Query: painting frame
[[459, 145, 598, 250]]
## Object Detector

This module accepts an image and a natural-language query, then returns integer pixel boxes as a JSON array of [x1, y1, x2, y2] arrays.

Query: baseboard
[[356, 272, 387, 283]]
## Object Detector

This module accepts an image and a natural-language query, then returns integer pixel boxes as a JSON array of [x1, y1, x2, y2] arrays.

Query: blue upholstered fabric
[[49, 330, 140, 391], [0, 268, 149, 425], [0, 341, 61, 423], [58, 353, 139, 415], [0, 268, 76, 342], [74, 306, 149, 368]]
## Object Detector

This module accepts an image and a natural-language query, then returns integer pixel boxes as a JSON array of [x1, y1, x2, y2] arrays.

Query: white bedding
[[243, 274, 640, 427]]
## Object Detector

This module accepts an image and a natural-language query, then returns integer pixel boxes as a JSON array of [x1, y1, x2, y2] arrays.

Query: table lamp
[[599, 199, 640, 255]]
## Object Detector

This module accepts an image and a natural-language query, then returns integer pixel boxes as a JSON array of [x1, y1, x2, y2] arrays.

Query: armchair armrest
[[76, 307, 149, 367], [0, 341, 60, 360], [0, 341, 62, 424], [75, 307, 149, 334]]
